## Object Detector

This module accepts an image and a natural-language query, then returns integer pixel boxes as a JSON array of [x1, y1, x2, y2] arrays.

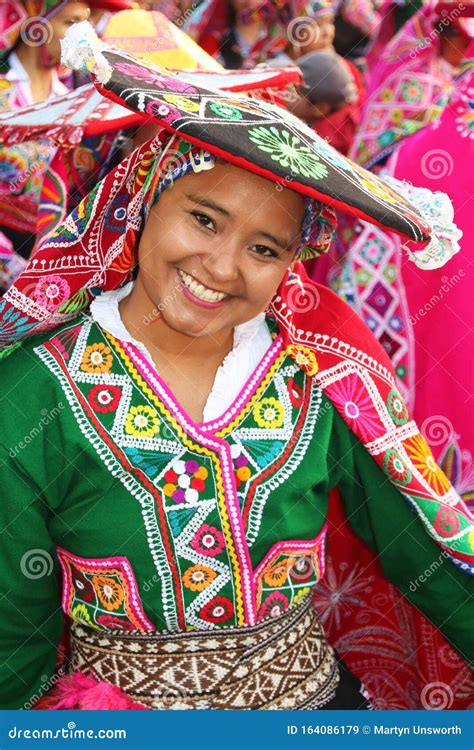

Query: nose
[[200, 243, 240, 286]]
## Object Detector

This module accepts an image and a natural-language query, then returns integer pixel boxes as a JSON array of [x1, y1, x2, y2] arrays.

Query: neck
[[119, 277, 234, 365], [15, 43, 54, 102], [234, 16, 262, 41]]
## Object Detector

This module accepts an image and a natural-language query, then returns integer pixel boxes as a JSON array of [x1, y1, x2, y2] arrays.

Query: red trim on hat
[[88, 0, 135, 10]]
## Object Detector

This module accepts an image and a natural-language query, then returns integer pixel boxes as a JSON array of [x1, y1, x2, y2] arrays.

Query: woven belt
[[69, 596, 339, 710]]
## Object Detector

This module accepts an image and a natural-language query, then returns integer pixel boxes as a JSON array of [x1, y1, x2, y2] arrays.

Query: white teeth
[[178, 270, 227, 303]]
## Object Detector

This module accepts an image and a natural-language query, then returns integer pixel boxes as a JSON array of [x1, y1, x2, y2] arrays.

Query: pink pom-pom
[[33, 671, 148, 710]]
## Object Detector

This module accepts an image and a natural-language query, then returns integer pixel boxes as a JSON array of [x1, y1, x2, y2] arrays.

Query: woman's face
[[289, 15, 335, 58], [231, 0, 263, 15], [43, 1, 90, 66], [136, 161, 305, 339]]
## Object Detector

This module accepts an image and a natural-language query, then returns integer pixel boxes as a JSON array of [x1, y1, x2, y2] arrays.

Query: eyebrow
[[257, 231, 293, 252], [185, 193, 293, 250], [185, 193, 230, 217]]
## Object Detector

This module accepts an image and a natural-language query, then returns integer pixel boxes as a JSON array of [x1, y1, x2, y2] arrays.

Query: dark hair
[[219, 0, 244, 69]]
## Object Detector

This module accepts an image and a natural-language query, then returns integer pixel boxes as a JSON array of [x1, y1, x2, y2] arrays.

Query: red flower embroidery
[[88, 385, 122, 413], [199, 596, 234, 624], [191, 524, 225, 557], [97, 615, 137, 632], [71, 565, 95, 603], [287, 378, 304, 409], [258, 591, 289, 621], [434, 507, 461, 537], [384, 449, 411, 485]]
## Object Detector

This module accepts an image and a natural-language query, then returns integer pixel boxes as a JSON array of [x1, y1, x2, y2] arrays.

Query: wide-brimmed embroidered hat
[[60, 21, 461, 271]]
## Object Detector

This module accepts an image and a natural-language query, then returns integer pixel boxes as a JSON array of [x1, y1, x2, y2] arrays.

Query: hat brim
[[92, 49, 432, 244]]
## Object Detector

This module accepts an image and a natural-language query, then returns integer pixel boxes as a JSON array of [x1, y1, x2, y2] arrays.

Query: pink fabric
[[33, 671, 148, 710], [350, 1, 454, 167], [364, 0, 398, 76], [384, 61, 474, 502]]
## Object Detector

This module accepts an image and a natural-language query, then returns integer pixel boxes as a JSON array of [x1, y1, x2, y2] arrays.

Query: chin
[[160, 309, 218, 338]]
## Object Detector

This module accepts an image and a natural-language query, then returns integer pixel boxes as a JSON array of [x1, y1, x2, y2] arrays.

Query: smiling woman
[[0, 26, 472, 711], [120, 162, 306, 421]]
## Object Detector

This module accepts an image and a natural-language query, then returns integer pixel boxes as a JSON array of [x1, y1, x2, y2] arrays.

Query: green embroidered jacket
[[0, 316, 472, 709]]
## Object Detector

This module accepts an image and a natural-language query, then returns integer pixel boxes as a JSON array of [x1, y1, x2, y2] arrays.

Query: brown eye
[[192, 212, 215, 231], [252, 245, 279, 259]]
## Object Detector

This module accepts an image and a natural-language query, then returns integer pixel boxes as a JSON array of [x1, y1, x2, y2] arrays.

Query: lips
[[177, 269, 229, 304]]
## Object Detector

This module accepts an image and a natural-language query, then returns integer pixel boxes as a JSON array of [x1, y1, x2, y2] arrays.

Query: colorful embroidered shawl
[[329, 57, 474, 509], [385, 57, 474, 505], [351, 1, 456, 167]]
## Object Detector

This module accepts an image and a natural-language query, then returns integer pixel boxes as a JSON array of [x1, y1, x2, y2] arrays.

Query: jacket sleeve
[[0, 346, 66, 709], [0, 448, 64, 708], [328, 404, 474, 666]]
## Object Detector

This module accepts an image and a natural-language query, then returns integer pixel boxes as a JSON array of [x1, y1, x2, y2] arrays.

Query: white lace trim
[[381, 175, 463, 270], [60, 21, 112, 84]]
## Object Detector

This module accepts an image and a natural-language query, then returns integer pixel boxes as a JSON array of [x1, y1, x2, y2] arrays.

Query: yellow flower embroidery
[[360, 178, 399, 205], [253, 397, 285, 429], [163, 94, 199, 112], [390, 109, 404, 124], [71, 603, 98, 628], [182, 565, 216, 592], [125, 405, 160, 438], [80, 342, 113, 374], [468, 531, 474, 552], [404, 434, 450, 495], [286, 344, 319, 376], [92, 576, 125, 611], [293, 586, 311, 604]]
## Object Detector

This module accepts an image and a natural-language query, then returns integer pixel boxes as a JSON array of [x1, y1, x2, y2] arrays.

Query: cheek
[[46, 30, 62, 55], [138, 214, 198, 269], [242, 263, 288, 307]]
